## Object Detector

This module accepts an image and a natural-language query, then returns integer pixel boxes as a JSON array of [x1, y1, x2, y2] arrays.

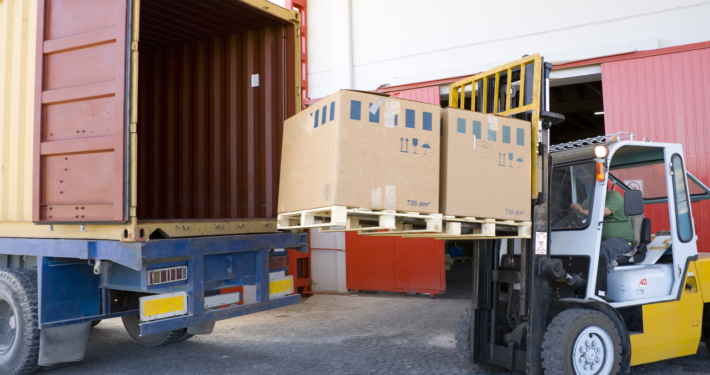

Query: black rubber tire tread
[[455, 308, 507, 374], [0, 268, 40, 375], [121, 315, 188, 347], [174, 329, 194, 343], [90, 320, 101, 328], [542, 309, 621, 375]]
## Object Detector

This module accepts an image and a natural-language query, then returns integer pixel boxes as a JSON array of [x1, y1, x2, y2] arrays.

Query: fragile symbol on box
[[535, 232, 547, 255]]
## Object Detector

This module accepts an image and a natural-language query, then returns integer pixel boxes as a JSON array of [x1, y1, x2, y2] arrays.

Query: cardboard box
[[440, 108, 531, 220], [278, 90, 440, 214]]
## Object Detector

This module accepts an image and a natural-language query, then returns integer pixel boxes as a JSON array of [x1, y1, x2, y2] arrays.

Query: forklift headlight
[[594, 145, 608, 158]]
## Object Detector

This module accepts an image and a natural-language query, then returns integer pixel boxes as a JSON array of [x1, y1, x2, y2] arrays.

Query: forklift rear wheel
[[542, 309, 621, 375], [0, 268, 40, 375], [121, 315, 191, 347], [455, 308, 507, 374]]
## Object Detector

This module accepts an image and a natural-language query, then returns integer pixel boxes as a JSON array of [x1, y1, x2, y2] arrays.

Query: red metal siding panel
[[602, 47, 710, 251], [345, 233, 396, 291], [345, 232, 446, 294], [137, 25, 295, 220], [34, 0, 127, 221], [390, 86, 441, 106], [394, 237, 446, 293]]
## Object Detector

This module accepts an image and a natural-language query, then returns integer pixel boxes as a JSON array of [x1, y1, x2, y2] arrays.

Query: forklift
[[450, 55, 710, 374]]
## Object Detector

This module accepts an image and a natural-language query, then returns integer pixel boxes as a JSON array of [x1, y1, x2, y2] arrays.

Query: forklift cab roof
[[550, 133, 710, 204]]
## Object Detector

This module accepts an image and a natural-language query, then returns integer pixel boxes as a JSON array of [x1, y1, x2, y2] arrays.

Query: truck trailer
[[0, 0, 305, 373]]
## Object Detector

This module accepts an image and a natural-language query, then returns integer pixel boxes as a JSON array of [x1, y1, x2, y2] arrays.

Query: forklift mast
[[449, 55, 564, 374]]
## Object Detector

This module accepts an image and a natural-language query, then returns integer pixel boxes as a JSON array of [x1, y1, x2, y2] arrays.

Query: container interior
[[136, 1, 296, 221]]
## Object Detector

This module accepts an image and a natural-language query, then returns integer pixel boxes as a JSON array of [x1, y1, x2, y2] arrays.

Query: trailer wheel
[[121, 315, 189, 347], [174, 329, 194, 343], [542, 309, 621, 375], [0, 268, 40, 375], [455, 308, 506, 374]]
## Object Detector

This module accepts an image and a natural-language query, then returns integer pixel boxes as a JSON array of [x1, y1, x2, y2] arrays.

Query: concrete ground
[[51, 263, 708, 375]]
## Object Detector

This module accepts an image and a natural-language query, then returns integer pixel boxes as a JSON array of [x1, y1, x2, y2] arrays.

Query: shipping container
[[0, 0, 301, 241], [0, 2, 308, 372]]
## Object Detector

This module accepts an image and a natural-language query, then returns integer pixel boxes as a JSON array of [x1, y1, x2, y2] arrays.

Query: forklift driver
[[569, 165, 635, 269]]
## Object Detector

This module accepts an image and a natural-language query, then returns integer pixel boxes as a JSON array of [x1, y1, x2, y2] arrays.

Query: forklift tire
[[121, 315, 190, 347], [0, 268, 40, 375], [542, 309, 621, 375], [455, 308, 507, 374]]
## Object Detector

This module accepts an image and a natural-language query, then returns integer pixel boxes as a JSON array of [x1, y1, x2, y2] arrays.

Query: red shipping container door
[[345, 233, 446, 295], [344, 87, 446, 296], [602, 46, 710, 251]]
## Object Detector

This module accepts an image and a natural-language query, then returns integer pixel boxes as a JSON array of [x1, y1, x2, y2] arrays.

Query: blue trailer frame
[[0, 232, 307, 335]]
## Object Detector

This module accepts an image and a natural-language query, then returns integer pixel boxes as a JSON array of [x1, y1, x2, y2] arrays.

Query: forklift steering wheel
[[553, 209, 589, 228]]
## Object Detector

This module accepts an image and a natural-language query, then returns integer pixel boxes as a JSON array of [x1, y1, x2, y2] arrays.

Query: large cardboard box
[[440, 108, 531, 220], [278, 90, 440, 214]]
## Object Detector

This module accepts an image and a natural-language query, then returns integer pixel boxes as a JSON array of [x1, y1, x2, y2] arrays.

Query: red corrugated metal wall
[[602, 47, 710, 251], [345, 233, 446, 294], [390, 86, 441, 105], [137, 26, 295, 220]]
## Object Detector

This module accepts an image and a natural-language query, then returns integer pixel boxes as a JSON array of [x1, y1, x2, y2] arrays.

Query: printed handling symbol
[[422, 142, 431, 155], [400, 137, 409, 153], [516, 156, 524, 168], [412, 138, 419, 154], [498, 152, 506, 167], [508, 153, 513, 167]]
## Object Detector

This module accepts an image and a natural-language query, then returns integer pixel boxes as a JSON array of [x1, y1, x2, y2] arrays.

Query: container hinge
[[131, 42, 138, 51]]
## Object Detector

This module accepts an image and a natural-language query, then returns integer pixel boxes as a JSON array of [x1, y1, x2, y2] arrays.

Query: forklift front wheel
[[542, 309, 621, 375], [455, 308, 506, 374]]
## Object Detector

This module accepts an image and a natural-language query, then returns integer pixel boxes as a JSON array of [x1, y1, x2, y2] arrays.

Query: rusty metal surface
[[0, 0, 37, 222], [602, 46, 710, 252], [34, 0, 128, 222], [137, 24, 296, 220], [345, 232, 446, 294]]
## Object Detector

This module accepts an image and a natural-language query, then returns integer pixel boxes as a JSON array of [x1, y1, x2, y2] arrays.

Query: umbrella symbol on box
[[516, 157, 523, 168], [422, 143, 431, 155]]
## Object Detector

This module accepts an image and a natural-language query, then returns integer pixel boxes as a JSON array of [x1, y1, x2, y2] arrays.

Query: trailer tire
[[121, 315, 189, 347], [175, 329, 194, 343], [0, 268, 40, 375], [542, 309, 621, 375], [455, 308, 506, 374]]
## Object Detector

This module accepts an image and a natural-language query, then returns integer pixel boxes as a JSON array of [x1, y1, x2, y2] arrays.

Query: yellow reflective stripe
[[270, 278, 293, 295], [143, 295, 185, 317]]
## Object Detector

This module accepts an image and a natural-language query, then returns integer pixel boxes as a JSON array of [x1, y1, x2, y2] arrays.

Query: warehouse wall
[[306, 0, 710, 98], [0, 0, 36, 222], [603, 47, 710, 252]]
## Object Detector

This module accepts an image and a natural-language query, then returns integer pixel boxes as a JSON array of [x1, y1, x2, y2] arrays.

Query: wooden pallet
[[277, 206, 443, 234], [397, 217, 532, 240]]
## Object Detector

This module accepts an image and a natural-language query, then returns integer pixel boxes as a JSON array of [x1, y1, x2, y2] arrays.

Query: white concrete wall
[[306, 0, 710, 98], [309, 230, 348, 293]]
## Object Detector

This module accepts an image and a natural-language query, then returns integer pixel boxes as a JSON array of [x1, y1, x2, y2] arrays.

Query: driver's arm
[[570, 200, 613, 216], [570, 202, 590, 215]]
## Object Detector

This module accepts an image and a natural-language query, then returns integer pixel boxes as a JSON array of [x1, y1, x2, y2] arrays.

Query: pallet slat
[[278, 206, 531, 239]]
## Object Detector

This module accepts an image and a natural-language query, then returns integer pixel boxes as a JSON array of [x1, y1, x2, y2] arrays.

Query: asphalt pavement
[[49, 263, 709, 375]]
